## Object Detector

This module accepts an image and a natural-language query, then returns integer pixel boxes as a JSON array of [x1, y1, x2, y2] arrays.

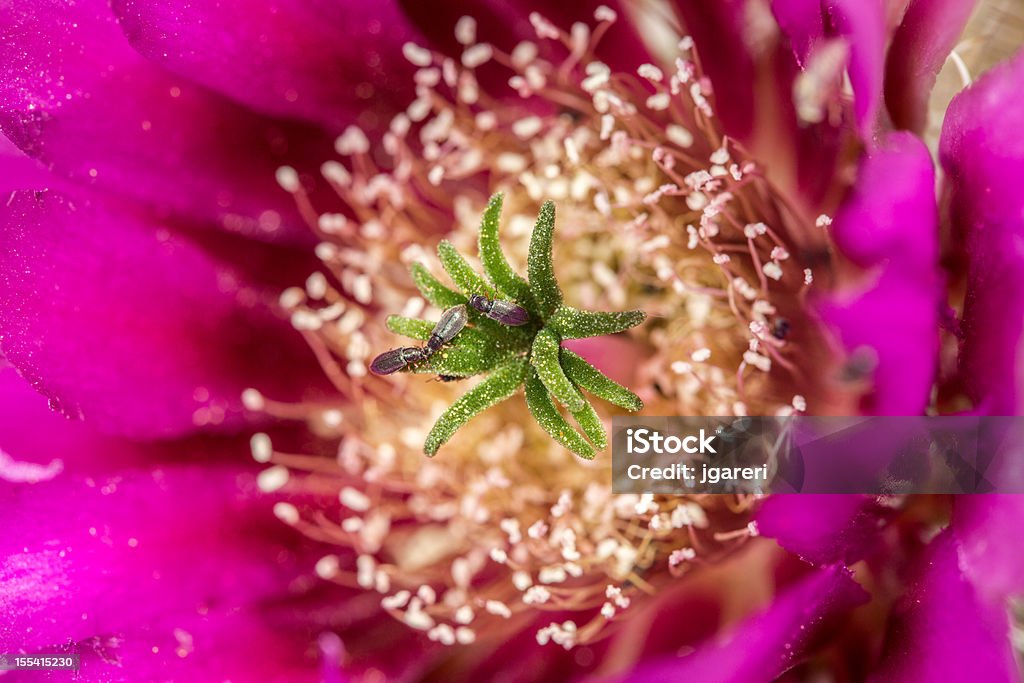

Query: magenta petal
[[870, 531, 1019, 682], [671, 0, 757, 139], [757, 495, 880, 565], [770, 0, 825, 65], [67, 610, 322, 682], [0, 135, 58, 194], [818, 132, 941, 415], [829, 0, 886, 136], [952, 495, 1024, 602], [885, 0, 977, 133], [615, 565, 868, 682], [771, 0, 886, 135], [940, 52, 1024, 413], [0, 191, 318, 437], [0, 464, 315, 666], [112, 0, 417, 132], [0, 0, 328, 244], [820, 269, 940, 414]]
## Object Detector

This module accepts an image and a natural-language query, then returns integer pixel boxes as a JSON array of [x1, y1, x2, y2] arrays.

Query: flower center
[[254, 6, 841, 650]]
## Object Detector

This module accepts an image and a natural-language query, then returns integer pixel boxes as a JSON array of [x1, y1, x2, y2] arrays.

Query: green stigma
[[385, 193, 646, 458]]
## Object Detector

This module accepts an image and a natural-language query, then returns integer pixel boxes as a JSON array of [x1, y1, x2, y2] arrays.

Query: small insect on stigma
[[426, 304, 469, 353], [370, 346, 429, 375], [469, 294, 530, 326], [371, 305, 469, 376]]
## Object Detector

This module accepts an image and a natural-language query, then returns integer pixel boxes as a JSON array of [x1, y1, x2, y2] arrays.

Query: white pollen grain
[[335, 126, 370, 155], [512, 116, 543, 138], [417, 585, 437, 605], [315, 554, 340, 579], [241, 388, 265, 411], [407, 98, 432, 122], [710, 147, 731, 165], [321, 409, 344, 428], [258, 465, 289, 493], [645, 92, 671, 110], [318, 212, 349, 236], [691, 348, 711, 362], [671, 360, 692, 374], [428, 165, 445, 186], [475, 111, 497, 130], [274, 166, 300, 192], [667, 124, 694, 148], [763, 262, 783, 280], [290, 309, 323, 331], [340, 486, 371, 511], [402, 42, 433, 67], [485, 600, 512, 618], [455, 16, 477, 45], [383, 591, 412, 610], [743, 351, 772, 372], [305, 272, 328, 300], [404, 609, 435, 631], [461, 44, 492, 69], [529, 12, 559, 40], [510, 41, 538, 68], [320, 161, 351, 186], [352, 274, 373, 304], [278, 286, 305, 309], [272, 502, 299, 524], [250, 433, 273, 463], [512, 570, 533, 591]]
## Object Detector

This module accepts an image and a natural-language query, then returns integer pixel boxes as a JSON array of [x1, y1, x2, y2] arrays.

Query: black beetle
[[469, 294, 529, 326]]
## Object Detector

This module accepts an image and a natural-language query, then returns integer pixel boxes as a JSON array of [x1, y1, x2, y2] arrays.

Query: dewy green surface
[[530, 328, 586, 412], [526, 370, 595, 460], [385, 193, 646, 458], [560, 349, 644, 412], [410, 262, 466, 308], [549, 306, 648, 340], [478, 193, 536, 308], [527, 200, 562, 318], [424, 359, 529, 456]]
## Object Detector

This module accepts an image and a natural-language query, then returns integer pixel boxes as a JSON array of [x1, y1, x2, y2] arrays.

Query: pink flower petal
[[111, 0, 420, 132], [771, 0, 887, 136], [818, 132, 941, 415], [885, 0, 977, 133], [0, 464, 315, 669], [0, 190, 323, 437], [771, 0, 826, 65], [869, 530, 1019, 682], [0, 0, 330, 244], [940, 51, 1024, 413], [615, 565, 868, 682], [672, 1, 848, 207], [671, 0, 757, 139], [757, 495, 882, 565], [952, 495, 1024, 602], [829, 0, 886, 136]]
